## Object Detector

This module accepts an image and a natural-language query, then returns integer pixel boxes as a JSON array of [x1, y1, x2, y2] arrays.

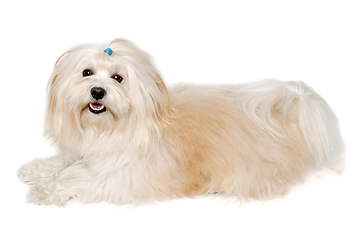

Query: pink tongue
[[92, 104, 103, 109]]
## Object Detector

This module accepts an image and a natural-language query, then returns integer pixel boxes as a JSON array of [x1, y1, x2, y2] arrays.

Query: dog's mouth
[[89, 102, 106, 114]]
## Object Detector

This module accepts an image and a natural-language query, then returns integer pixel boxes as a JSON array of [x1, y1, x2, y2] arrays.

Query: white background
[[1, 0, 359, 239]]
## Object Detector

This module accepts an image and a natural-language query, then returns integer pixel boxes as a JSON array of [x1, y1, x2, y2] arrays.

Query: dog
[[18, 38, 344, 206]]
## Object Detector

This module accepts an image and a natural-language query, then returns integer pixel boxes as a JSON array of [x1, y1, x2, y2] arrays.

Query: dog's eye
[[112, 74, 123, 83], [82, 69, 94, 77]]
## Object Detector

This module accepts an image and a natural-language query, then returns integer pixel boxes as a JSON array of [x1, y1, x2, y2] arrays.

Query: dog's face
[[55, 46, 132, 126], [45, 39, 171, 152]]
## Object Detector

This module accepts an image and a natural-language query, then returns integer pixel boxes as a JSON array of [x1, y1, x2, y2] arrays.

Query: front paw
[[18, 162, 40, 185], [17, 159, 60, 185], [27, 183, 70, 206]]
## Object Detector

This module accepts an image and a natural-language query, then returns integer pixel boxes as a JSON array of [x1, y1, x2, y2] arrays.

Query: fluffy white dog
[[18, 38, 344, 206]]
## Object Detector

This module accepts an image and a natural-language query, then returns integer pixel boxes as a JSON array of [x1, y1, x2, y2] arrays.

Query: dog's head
[[45, 39, 171, 152]]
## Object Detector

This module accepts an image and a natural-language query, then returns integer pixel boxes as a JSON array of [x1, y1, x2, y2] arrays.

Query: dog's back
[[166, 80, 344, 200]]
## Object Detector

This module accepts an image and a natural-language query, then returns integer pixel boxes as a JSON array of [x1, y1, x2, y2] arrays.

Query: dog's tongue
[[92, 104, 103, 109]]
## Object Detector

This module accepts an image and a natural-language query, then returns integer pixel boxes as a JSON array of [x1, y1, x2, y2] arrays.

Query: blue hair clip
[[104, 48, 113, 56]]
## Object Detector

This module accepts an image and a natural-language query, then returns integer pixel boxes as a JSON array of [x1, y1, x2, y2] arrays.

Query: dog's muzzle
[[89, 87, 107, 114]]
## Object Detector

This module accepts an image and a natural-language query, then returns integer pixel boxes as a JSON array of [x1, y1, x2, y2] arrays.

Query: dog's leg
[[26, 161, 91, 206], [17, 154, 74, 185]]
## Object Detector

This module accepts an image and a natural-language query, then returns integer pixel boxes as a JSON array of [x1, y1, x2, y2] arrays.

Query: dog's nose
[[91, 87, 106, 100]]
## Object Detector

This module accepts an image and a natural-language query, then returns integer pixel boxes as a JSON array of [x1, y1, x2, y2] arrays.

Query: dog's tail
[[238, 79, 345, 172]]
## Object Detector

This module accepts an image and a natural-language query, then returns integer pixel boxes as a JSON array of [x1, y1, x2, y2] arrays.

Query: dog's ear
[[45, 51, 73, 143], [50, 51, 72, 87], [126, 64, 172, 125], [55, 51, 71, 66], [153, 73, 172, 126], [109, 38, 173, 130]]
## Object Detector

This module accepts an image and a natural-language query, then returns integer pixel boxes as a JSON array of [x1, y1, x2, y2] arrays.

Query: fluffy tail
[[238, 79, 345, 172]]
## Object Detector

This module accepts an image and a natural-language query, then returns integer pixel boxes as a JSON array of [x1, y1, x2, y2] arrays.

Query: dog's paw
[[17, 159, 62, 185], [27, 185, 56, 205], [27, 183, 70, 207], [18, 162, 40, 185]]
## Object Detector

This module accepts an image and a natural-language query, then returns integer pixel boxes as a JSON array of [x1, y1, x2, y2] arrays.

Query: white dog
[[18, 38, 344, 206]]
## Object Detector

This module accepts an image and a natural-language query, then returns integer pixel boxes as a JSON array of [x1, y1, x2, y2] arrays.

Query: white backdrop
[[1, 0, 359, 239]]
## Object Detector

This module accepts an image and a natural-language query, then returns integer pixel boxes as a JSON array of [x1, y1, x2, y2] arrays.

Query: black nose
[[91, 87, 106, 100]]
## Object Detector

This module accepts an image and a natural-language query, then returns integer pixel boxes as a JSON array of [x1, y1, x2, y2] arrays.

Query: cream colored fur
[[18, 38, 344, 206]]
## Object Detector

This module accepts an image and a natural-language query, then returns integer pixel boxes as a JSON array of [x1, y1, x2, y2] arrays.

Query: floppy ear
[[153, 73, 172, 125], [55, 51, 71, 66], [109, 38, 173, 128], [125, 62, 173, 131], [45, 51, 73, 143], [49, 51, 72, 88]]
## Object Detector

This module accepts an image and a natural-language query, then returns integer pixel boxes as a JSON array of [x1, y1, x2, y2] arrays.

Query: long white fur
[[238, 79, 344, 171], [18, 38, 345, 206]]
